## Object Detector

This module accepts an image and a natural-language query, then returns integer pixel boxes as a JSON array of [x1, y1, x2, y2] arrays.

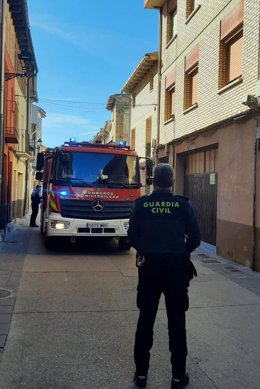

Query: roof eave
[[122, 52, 158, 93], [144, 0, 165, 10]]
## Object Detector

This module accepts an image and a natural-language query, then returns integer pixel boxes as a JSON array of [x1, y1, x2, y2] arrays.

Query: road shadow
[[42, 236, 130, 256]]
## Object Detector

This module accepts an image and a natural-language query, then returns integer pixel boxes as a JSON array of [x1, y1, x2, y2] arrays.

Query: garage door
[[184, 148, 218, 245]]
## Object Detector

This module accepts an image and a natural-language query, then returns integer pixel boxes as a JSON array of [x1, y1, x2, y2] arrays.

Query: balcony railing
[[5, 126, 19, 144]]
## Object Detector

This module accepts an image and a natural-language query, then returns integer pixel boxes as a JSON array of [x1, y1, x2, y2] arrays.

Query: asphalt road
[[0, 217, 260, 389]]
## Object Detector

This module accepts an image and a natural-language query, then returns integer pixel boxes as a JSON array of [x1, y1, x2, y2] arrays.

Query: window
[[219, 0, 244, 89], [56, 152, 140, 186], [186, 0, 200, 18], [165, 68, 176, 121], [165, 85, 175, 121], [145, 117, 152, 158], [184, 46, 199, 110], [150, 76, 154, 92], [166, 0, 177, 44]]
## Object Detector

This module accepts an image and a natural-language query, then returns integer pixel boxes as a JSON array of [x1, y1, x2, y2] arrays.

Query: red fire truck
[[36, 139, 152, 249]]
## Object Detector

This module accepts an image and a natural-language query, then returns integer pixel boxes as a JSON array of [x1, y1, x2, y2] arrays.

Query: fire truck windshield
[[55, 151, 140, 188]]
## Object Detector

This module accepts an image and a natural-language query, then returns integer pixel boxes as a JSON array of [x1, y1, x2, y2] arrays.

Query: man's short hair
[[153, 163, 174, 188]]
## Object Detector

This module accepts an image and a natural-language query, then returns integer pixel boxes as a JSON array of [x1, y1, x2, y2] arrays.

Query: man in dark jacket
[[30, 185, 41, 227], [128, 163, 201, 389]]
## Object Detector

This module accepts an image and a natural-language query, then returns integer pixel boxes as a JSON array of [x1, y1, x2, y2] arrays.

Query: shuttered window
[[165, 85, 175, 121], [190, 68, 198, 106], [166, 0, 177, 43], [227, 30, 243, 83], [186, 0, 200, 18], [145, 117, 152, 158], [150, 76, 154, 91], [219, 0, 244, 88], [184, 46, 199, 110], [165, 68, 176, 121]]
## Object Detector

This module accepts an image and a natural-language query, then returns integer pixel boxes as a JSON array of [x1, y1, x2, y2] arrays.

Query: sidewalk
[[0, 218, 259, 388], [0, 215, 33, 362]]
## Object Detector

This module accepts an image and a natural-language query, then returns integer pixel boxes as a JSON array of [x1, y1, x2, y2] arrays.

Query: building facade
[[145, 0, 260, 270], [0, 0, 38, 228], [122, 52, 158, 192]]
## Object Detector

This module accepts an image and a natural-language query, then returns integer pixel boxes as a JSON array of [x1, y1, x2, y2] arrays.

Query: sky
[[27, 0, 159, 148]]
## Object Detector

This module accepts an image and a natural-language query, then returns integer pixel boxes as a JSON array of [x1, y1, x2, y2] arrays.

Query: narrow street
[[0, 217, 260, 389]]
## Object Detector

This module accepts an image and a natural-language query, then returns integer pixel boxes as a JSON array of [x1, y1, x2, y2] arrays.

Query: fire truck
[[36, 139, 152, 250]]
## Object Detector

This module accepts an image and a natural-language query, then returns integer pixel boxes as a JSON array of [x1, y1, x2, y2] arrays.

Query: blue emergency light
[[70, 137, 77, 143], [59, 189, 69, 197], [118, 140, 127, 147]]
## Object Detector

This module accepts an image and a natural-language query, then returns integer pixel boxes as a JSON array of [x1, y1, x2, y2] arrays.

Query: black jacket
[[31, 191, 41, 207], [128, 189, 201, 254]]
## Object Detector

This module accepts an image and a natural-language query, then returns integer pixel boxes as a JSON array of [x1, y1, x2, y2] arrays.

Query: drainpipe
[[156, 7, 162, 163], [23, 75, 33, 216], [0, 0, 6, 229]]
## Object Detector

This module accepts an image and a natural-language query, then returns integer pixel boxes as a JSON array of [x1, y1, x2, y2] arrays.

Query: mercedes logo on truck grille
[[92, 199, 104, 211]]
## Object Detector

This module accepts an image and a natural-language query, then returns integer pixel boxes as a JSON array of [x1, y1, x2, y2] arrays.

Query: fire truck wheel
[[118, 237, 131, 251], [44, 237, 56, 250]]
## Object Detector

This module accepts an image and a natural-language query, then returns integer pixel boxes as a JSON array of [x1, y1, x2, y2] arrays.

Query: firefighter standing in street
[[128, 163, 201, 389], [30, 185, 42, 227]]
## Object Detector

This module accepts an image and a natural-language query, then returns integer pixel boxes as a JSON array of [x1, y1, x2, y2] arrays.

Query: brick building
[[144, 0, 260, 270]]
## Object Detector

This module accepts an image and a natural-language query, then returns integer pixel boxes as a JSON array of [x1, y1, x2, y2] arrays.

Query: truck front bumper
[[47, 214, 129, 237]]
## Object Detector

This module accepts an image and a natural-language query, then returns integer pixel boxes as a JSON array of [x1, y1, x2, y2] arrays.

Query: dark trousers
[[134, 254, 189, 378], [30, 205, 39, 226]]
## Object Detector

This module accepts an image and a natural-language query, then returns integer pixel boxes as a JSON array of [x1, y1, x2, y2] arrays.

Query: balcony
[[5, 127, 19, 144]]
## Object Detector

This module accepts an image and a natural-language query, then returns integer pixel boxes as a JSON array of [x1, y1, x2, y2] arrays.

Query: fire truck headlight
[[51, 220, 70, 230], [123, 221, 129, 231]]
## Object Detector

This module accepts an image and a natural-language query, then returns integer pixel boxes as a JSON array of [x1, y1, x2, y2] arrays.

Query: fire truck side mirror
[[35, 171, 43, 181], [146, 177, 153, 185], [36, 153, 45, 171], [145, 158, 153, 186]]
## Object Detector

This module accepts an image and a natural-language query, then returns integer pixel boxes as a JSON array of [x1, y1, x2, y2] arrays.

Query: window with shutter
[[186, 0, 200, 18], [166, 0, 177, 44], [184, 46, 199, 110], [145, 118, 152, 158], [219, 0, 244, 88]]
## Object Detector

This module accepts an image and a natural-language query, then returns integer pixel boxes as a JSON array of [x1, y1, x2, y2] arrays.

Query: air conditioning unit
[[241, 95, 258, 107]]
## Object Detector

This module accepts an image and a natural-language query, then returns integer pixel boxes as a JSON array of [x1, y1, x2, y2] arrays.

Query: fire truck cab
[[36, 139, 152, 250]]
